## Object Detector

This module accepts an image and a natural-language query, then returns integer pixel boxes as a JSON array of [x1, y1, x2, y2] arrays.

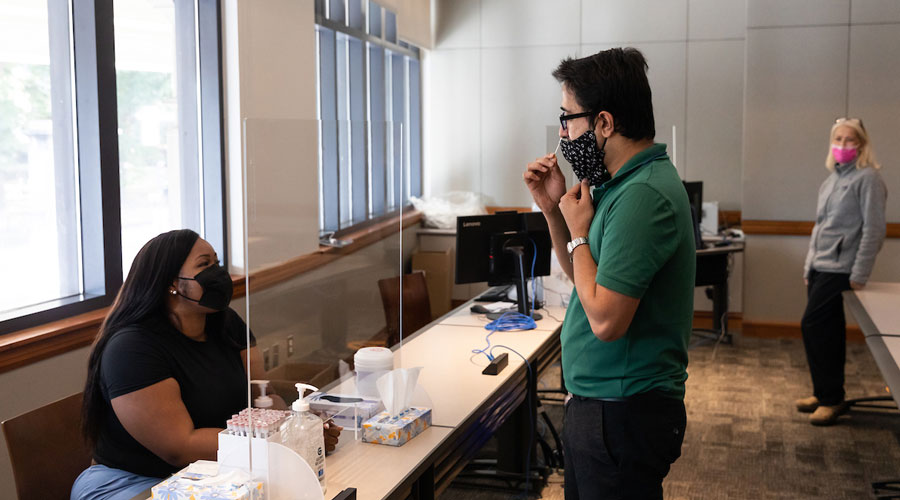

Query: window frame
[[0, 0, 227, 336], [314, 0, 422, 236]]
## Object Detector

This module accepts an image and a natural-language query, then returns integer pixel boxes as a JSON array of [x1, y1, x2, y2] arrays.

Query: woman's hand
[[558, 180, 595, 239], [324, 420, 343, 453], [850, 281, 865, 290], [524, 154, 567, 214]]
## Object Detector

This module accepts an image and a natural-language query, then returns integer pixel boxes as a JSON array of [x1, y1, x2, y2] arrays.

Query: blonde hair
[[826, 117, 880, 171]]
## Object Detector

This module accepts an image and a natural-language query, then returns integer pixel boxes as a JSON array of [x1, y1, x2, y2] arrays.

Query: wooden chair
[[2, 392, 92, 500], [377, 272, 433, 347]]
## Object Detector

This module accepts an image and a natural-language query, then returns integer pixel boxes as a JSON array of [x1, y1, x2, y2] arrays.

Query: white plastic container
[[354, 347, 394, 398]]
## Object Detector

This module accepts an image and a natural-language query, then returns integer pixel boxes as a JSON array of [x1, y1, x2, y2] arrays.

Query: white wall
[[741, 0, 900, 325], [223, 0, 320, 274], [425, 0, 900, 323], [424, 0, 747, 210]]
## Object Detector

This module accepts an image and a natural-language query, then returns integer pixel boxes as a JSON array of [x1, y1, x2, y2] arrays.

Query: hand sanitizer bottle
[[284, 383, 326, 493], [251, 380, 273, 408]]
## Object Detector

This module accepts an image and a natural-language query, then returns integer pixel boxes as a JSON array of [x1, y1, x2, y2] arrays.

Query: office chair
[[377, 271, 432, 347], [2, 392, 92, 500]]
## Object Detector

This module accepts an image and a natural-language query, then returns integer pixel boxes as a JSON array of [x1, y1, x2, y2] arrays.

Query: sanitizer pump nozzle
[[251, 379, 273, 408], [293, 383, 319, 412]]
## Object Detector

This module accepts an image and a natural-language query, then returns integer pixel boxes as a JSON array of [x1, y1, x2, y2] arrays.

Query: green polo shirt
[[561, 143, 695, 399]]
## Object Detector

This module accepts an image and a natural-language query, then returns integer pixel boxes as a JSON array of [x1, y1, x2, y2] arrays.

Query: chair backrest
[[2, 392, 92, 500], [377, 272, 432, 347]]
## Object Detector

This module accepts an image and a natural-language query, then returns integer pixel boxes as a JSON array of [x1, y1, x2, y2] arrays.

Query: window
[[0, 0, 225, 335], [315, 0, 422, 234]]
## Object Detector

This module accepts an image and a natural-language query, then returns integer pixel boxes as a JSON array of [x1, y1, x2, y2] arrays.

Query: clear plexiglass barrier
[[221, 118, 426, 499]]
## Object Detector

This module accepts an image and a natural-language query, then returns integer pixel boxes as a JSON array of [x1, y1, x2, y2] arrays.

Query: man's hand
[[524, 153, 567, 213], [559, 180, 594, 238], [850, 281, 865, 290]]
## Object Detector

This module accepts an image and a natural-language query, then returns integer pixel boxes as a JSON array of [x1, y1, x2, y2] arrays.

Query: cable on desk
[[490, 344, 535, 499], [540, 306, 564, 324], [473, 241, 539, 361]]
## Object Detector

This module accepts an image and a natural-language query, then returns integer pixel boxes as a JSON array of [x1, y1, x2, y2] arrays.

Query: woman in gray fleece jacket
[[796, 117, 887, 426]]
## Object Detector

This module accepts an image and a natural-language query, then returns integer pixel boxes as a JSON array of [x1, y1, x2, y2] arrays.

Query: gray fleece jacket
[[804, 161, 888, 284]]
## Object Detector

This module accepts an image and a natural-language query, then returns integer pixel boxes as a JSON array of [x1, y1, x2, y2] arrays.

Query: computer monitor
[[456, 211, 552, 317], [683, 181, 703, 249]]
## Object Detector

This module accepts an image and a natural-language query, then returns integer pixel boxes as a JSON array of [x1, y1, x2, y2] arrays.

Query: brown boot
[[809, 404, 846, 426], [795, 396, 819, 413]]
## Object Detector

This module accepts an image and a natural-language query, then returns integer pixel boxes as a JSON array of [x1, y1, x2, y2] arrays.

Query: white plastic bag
[[409, 192, 487, 229]]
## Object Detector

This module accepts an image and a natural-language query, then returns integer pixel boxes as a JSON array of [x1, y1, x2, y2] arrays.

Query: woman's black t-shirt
[[93, 308, 255, 478]]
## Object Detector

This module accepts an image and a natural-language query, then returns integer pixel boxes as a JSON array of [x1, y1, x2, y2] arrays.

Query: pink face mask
[[831, 145, 858, 164]]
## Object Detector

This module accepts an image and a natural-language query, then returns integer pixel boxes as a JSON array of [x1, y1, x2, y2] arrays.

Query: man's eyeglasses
[[559, 111, 596, 131]]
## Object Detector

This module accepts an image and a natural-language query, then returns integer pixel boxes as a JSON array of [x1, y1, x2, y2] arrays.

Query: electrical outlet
[[263, 348, 270, 372], [272, 344, 280, 368], [287, 336, 294, 357]]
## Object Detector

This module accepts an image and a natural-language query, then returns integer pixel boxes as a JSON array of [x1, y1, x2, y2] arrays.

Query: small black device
[[456, 212, 552, 318], [481, 352, 508, 376]]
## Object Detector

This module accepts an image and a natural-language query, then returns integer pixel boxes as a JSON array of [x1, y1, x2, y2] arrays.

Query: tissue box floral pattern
[[151, 468, 264, 500], [362, 407, 431, 446]]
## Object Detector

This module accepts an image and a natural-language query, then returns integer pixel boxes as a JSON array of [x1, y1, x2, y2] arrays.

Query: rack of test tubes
[[224, 408, 292, 440]]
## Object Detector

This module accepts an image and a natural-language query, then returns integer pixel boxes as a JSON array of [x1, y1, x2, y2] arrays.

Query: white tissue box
[[151, 461, 264, 500], [362, 407, 431, 446]]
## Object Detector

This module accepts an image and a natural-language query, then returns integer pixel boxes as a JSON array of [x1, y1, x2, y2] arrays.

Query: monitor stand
[[485, 245, 542, 321]]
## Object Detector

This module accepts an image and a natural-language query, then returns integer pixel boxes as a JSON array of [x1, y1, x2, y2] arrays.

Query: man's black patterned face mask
[[559, 129, 610, 186]]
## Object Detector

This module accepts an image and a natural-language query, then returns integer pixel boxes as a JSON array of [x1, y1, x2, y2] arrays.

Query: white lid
[[292, 398, 310, 412], [293, 383, 318, 412], [354, 347, 393, 370]]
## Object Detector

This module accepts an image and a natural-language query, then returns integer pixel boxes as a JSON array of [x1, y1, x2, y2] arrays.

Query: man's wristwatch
[[566, 237, 589, 261]]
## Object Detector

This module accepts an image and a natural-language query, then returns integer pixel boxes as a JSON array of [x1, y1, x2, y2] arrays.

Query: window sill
[[0, 210, 423, 374]]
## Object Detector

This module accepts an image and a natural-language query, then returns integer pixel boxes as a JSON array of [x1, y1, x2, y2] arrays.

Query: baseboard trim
[[743, 319, 864, 342], [693, 311, 742, 332]]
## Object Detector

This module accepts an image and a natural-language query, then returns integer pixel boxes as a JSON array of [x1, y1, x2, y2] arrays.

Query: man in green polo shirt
[[523, 47, 695, 499]]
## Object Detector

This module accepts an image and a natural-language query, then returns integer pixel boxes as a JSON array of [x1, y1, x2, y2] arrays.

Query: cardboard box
[[362, 407, 432, 447], [412, 249, 453, 317], [265, 361, 338, 403]]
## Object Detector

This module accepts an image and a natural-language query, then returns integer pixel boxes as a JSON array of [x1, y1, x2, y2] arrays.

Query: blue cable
[[473, 239, 540, 361]]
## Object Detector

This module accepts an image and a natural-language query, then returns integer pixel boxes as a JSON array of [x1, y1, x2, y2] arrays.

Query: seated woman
[[72, 229, 340, 500]]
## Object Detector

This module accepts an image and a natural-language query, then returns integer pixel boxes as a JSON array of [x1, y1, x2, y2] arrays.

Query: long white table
[[843, 282, 900, 408], [133, 303, 563, 500], [322, 303, 564, 499]]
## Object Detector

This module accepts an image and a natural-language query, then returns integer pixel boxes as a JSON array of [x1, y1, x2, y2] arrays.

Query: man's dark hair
[[552, 47, 655, 141]]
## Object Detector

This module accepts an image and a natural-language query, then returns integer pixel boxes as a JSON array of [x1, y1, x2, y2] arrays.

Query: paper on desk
[[376, 367, 422, 418], [485, 301, 516, 313]]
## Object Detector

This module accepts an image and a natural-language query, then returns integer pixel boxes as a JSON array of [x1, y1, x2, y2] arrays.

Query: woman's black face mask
[[176, 263, 233, 311]]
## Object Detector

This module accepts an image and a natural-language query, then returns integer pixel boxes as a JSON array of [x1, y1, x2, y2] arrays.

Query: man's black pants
[[801, 269, 851, 406], [562, 391, 686, 500]]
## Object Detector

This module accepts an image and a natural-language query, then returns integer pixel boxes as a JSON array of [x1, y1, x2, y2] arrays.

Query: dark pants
[[562, 391, 686, 500], [801, 269, 851, 406]]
